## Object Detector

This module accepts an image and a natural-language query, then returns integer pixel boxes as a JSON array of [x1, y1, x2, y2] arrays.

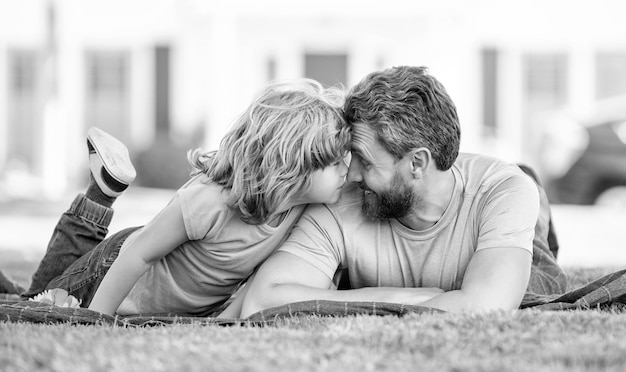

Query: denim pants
[[22, 194, 140, 307]]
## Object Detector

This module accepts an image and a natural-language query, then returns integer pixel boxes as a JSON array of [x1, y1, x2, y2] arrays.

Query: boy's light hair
[[189, 79, 350, 224]]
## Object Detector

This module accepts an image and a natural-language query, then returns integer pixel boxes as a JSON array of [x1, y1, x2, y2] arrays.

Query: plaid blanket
[[2, 268, 626, 326]]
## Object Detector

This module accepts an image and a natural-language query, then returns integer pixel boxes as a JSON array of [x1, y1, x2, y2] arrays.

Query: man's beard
[[361, 172, 416, 220]]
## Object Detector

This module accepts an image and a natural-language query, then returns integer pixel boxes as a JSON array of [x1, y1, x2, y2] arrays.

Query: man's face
[[348, 123, 416, 219]]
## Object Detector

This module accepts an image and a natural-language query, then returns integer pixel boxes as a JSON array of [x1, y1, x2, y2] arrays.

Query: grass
[[3, 311, 626, 371], [0, 253, 37, 291], [2, 263, 626, 371]]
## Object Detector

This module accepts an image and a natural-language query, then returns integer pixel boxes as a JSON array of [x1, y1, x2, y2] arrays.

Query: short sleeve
[[176, 182, 226, 241], [278, 204, 345, 280], [477, 173, 539, 254]]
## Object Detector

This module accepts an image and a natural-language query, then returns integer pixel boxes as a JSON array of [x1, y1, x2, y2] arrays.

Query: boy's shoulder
[[175, 174, 233, 217]]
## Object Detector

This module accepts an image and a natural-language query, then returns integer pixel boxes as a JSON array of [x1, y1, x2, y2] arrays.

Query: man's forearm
[[418, 289, 522, 313], [241, 283, 442, 318], [417, 248, 531, 313]]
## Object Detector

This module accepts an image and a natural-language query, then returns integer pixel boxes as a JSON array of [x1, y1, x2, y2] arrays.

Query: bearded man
[[240, 66, 566, 316]]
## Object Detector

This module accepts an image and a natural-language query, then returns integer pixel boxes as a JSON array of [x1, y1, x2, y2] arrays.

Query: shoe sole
[[87, 127, 136, 185]]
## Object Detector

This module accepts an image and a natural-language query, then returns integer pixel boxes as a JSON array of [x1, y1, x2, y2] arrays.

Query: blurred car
[[542, 95, 626, 205]]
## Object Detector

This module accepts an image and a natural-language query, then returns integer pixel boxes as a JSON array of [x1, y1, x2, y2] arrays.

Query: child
[[18, 79, 350, 317]]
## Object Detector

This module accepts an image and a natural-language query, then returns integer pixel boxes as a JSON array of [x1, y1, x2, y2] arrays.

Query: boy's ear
[[409, 148, 431, 178]]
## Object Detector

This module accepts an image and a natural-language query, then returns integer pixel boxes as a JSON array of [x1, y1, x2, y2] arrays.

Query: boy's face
[[302, 156, 348, 205]]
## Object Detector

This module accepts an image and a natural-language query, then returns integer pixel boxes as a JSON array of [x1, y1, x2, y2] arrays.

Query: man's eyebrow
[[350, 148, 372, 166], [349, 143, 365, 157]]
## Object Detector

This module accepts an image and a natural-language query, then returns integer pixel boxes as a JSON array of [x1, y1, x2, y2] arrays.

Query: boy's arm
[[240, 251, 443, 318], [215, 274, 255, 319], [88, 198, 189, 315]]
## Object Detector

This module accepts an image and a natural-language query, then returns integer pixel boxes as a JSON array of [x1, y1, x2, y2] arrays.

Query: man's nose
[[347, 160, 362, 183]]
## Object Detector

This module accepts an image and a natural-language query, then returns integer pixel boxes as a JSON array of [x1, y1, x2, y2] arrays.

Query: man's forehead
[[349, 122, 395, 164], [350, 122, 378, 151]]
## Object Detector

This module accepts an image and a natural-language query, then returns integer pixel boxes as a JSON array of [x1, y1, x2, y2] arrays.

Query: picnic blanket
[[1, 268, 626, 326]]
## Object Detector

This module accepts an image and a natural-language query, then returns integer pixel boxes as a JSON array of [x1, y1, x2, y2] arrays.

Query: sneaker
[[87, 127, 136, 197]]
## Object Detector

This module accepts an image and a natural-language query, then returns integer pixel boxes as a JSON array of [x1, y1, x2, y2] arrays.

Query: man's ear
[[409, 148, 431, 178]]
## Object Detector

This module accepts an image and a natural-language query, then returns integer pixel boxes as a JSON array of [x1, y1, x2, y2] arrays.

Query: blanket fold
[[520, 268, 626, 310], [0, 299, 250, 327], [2, 268, 626, 326]]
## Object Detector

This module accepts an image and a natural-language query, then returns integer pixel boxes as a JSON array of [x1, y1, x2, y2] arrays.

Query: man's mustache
[[357, 183, 374, 193]]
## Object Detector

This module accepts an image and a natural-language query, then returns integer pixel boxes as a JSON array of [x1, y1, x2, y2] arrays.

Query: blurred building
[[1, 0, 625, 199]]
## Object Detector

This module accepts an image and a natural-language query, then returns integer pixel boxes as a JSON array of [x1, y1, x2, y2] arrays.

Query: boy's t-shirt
[[278, 153, 540, 291], [117, 174, 305, 316]]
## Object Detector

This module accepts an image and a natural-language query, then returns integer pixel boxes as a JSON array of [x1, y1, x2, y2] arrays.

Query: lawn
[[2, 263, 626, 371]]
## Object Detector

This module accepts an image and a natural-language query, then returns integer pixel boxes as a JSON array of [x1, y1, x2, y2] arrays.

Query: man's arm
[[240, 251, 443, 318], [417, 172, 538, 312], [241, 248, 529, 317], [418, 247, 532, 312]]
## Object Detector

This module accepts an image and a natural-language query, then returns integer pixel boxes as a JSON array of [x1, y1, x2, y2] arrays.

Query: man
[[240, 66, 566, 317]]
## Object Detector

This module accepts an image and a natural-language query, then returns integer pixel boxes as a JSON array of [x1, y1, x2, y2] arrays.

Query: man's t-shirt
[[117, 174, 305, 316], [278, 153, 540, 291]]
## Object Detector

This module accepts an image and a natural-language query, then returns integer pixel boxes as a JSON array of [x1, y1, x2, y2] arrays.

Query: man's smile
[[358, 183, 375, 195]]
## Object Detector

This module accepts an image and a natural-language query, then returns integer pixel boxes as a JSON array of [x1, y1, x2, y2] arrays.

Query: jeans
[[22, 194, 141, 307]]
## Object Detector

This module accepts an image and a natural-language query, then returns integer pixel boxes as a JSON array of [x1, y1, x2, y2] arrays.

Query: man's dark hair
[[344, 66, 461, 170]]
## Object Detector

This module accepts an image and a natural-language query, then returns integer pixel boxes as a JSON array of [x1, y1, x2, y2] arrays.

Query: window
[[154, 45, 170, 135], [304, 53, 347, 88], [523, 53, 568, 111], [88, 53, 127, 96], [267, 57, 276, 82], [596, 52, 626, 99], [11, 51, 38, 95], [481, 48, 498, 136], [85, 50, 130, 140], [522, 53, 569, 160], [7, 50, 41, 170]]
